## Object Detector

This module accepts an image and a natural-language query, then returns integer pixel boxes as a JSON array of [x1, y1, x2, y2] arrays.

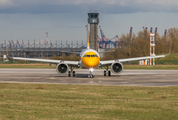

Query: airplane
[[9, 23, 170, 78]]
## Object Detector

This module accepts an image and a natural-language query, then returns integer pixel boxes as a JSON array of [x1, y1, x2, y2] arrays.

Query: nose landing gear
[[88, 68, 94, 78]]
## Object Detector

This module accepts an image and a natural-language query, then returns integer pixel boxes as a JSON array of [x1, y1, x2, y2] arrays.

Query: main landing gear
[[68, 67, 75, 77], [104, 66, 111, 76]]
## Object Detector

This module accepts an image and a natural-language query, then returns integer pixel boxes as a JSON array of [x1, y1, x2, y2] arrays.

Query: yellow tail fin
[[87, 22, 90, 49]]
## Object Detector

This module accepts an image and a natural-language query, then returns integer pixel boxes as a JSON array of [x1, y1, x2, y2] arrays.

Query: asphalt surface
[[0, 68, 178, 86]]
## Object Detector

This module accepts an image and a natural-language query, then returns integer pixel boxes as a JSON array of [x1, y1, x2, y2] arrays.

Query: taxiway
[[0, 69, 178, 86]]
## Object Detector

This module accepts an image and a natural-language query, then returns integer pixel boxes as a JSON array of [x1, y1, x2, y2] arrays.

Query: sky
[[0, 0, 178, 44]]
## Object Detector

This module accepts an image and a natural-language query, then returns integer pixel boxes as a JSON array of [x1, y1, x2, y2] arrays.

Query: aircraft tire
[[108, 71, 111, 76], [91, 75, 94, 78], [104, 71, 106, 76], [88, 74, 91, 78], [68, 71, 71, 77], [73, 71, 75, 77]]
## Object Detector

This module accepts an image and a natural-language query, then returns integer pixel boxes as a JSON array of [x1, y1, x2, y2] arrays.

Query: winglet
[[87, 22, 90, 49], [166, 43, 171, 56]]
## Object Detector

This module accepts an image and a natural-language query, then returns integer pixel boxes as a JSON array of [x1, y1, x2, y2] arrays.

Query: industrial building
[[0, 40, 85, 58]]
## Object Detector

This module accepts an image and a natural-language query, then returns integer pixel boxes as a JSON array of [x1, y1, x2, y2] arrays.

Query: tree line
[[102, 28, 178, 60]]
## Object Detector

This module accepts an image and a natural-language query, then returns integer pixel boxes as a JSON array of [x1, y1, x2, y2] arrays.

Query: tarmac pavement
[[0, 68, 178, 86]]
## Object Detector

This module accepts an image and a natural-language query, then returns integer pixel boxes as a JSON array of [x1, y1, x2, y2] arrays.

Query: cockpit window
[[91, 55, 95, 57], [84, 54, 98, 57]]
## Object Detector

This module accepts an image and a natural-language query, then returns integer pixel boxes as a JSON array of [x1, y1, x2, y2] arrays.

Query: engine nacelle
[[56, 63, 69, 74], [111, 62, 123, 74]]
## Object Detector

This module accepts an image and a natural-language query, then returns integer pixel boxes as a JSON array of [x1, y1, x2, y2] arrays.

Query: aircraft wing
[[100, 55, 166, 66], [12, 57, 79, 66]]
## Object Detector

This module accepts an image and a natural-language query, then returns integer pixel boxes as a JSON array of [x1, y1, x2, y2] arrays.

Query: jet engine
[[111, 62, 123, 74], [56, 63, 69, 74]]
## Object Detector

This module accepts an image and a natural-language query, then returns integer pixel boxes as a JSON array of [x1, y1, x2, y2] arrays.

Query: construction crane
[[16, 40, 21, 48], [99, 26, 120, 48]]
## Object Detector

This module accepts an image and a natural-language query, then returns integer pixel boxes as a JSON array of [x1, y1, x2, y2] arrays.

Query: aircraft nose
[[85, 59, 99, 68]]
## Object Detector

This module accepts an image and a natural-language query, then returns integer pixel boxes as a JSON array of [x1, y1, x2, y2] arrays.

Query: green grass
[[156, 53, 178, 65], [0, 83, 178, 120], [0, 64, 56, 69], [124, 65, 178, 69], [1, 64, 178, 70]]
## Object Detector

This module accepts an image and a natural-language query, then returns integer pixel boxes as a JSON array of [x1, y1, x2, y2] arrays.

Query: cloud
[[1, 0, 178, 14], [0, 0, 15, 8], [0, 4, 83, 14]]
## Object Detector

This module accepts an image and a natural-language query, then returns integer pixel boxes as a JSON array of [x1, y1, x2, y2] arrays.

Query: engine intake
[[56, 63, 68, 74], [111, 62, 123, 74]]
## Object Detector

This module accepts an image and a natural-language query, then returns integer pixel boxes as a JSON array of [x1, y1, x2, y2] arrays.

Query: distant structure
[[130, 27, 133, 44], [150, 32, 155, 65], [98, 26, 120, 49], [150, 27, 153, 33], [154, 27, 157, 42], [164, 29, 167, 37], [139, 29, 156, 66], [0, 40, 86, 58], [86, 25, 120, 49], [46, 32, 48, 40], [88, 11, 99, 51]]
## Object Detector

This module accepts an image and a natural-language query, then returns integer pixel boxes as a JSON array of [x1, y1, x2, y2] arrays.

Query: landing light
[[89, 68, 94, 72]]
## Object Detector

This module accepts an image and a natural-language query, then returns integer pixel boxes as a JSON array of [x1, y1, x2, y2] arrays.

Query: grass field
[[156, 53, 178, 65], [1, 63, 178, 70], [0, 83, 178, 120], [0, 64, 56, 68], [123, 65, 178, 69]]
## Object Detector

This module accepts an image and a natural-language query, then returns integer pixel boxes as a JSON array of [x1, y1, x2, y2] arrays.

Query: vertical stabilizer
[[87, 22, 90, 49]]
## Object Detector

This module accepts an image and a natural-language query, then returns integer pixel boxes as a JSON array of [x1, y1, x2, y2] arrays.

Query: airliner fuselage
[[80, 49, 100, 69]]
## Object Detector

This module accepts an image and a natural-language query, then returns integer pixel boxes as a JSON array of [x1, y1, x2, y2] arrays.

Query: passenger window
[[87, 55, 90, 57], [91, 55, 95, 57], [95, 55, 98, 57]]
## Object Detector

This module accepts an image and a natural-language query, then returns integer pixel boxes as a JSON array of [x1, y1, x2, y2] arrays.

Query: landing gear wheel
[[88, 74, 94, 78], [68, 71, 71, 77], [73, 71, 75, 77], [91, 74, 94, 78], [108, 71, 111, 76], [88, 74, 91, 78], [104, 71, 106, 76]]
